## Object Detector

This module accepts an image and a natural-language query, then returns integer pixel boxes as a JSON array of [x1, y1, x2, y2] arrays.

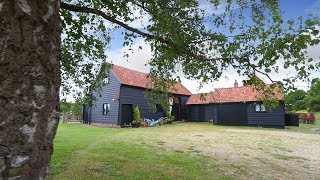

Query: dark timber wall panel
[[205, 105, 215, 122], [217, 103, 248, 126], [91, 71, 121, 124], [180, 96, 189, 121], [119, 86, 165, 123], [247, 102, 285, 127], [213, 104, 218, 124], [188, 102, 284, 127], [82, 104, 90, 123], [190, 105, 199, 122], [189, 105, 216, 122]]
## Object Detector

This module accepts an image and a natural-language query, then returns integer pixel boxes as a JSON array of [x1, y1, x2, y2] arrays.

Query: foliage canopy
[[59, 0, 320, 105], [60, 100, 83, 120], [285, 89, 307, 111], [285, 78, 320, 112]]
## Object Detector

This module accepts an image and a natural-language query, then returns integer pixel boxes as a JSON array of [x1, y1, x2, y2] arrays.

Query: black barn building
[[83, 65, 285, 128], [186, 85, 285, 128], [83, 65, 191, 125]]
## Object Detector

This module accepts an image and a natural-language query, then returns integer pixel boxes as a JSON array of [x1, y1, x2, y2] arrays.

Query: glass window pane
[[261, 104, 266, 111], [107, 104, 110, 112], [103, 77, 109, 84], [103, 103, 107, 115], [255, 104, 260, 111]]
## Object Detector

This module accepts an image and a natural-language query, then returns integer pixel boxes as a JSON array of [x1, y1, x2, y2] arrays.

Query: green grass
[[50, 122, 320, 179], [285, 111, 320, 133], [288, 123, 320, 133], [271, 154, 307, 161], [50, 124, 232, 179]]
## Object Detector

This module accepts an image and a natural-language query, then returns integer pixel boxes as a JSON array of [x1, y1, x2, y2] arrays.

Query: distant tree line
[[285, 78, 320, 112], [60, 100, 83, 121]]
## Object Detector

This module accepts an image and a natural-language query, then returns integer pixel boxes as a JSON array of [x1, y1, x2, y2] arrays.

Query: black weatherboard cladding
[[188, 102, 284, 128], [119, 85, 165, 123], [119, 85, 190, 123], [90, 70, 121, 124], [82, 104, 91, 123], [180, 96, 189, 121], [121, 104, 133, 124], [247, 102, 285, 127], [189, 105, 216, 122], [285, 114, 299, 126], [217, 103, 248, 125]]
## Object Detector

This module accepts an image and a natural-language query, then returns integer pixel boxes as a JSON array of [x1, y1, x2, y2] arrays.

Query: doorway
[[121, 104, 132, 125]]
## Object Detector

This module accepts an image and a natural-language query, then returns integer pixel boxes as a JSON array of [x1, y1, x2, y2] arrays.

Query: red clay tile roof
[[112, 65, 191, 96], [185, 93, 215, 105], [186, 85, 284, 105]]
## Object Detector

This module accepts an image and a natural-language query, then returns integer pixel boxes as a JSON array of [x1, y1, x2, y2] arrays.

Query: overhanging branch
[[60, 2, 228, 62], [251, 66, 277, 84], [60, 2, 252, 65], [60, 2, 176, 48]]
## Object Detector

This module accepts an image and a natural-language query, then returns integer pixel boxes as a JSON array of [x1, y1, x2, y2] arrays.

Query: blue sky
[[105, 0, 320, 94], [280, 0, 319, 18], [108, 0, 320, 51], [62, 0, 320, 101]]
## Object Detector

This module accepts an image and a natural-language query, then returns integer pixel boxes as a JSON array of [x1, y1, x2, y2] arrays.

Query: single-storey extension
[[186, 84, 285, 128]]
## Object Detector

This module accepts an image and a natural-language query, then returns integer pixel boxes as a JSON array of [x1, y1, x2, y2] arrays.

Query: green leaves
[[60, 0, 320, 106], [132, 106, 142, 123], [285, 78, 320, 112]]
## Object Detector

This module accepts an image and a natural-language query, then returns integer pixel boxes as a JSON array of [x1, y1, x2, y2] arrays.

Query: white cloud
[[106, 38, 152, 73], [198, 0, 241, 16], [119, 2, 151, 29], [305, 0, 320, 16], [106, 39, 320, 94]]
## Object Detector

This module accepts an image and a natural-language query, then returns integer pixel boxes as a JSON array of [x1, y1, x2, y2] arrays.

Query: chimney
[[234, 80, 238, 87]]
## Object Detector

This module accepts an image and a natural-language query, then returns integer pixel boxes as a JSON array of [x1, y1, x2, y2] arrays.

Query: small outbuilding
[[186, 85, 285, 128]]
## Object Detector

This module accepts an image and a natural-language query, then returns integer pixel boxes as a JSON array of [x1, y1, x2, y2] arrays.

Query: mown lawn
[[50, 122, 320, 179], [50, 124, 230, 179], [286, 111, 320, 133]]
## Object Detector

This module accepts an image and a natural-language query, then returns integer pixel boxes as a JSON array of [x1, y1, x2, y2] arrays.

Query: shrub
[[308, 97, 320, 112], [133, 106, 141, 122], [292, 99, 308, 111], [132, 106, 141, 127], [165, 111, 175, 124]]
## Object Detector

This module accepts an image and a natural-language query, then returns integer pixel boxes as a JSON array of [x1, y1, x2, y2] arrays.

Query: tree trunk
[[0, 0, 60, 179]]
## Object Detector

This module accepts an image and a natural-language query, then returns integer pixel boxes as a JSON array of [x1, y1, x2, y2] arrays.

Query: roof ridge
[[190, 91, 215, 95], [111, 64, 191, 95], [215, 85, 251, 90], [186, 84, 283, 105], [215, 83, 276, 90], [112, 64, 149, 76]]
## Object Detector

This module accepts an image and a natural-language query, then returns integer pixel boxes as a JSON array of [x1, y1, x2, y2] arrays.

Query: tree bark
[[0, 0, 60, 179]]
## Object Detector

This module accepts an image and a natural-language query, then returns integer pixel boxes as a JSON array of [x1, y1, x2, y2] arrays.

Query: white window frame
[[102, 103, 110, 115], [255, 103, 266, 112], [103, 77, 109, 84]]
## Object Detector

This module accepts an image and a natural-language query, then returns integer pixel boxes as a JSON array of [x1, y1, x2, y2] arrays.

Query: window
[[103, 77, 109, 84], [102, 103, 110, 115], [255, 103, 266, 112]]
